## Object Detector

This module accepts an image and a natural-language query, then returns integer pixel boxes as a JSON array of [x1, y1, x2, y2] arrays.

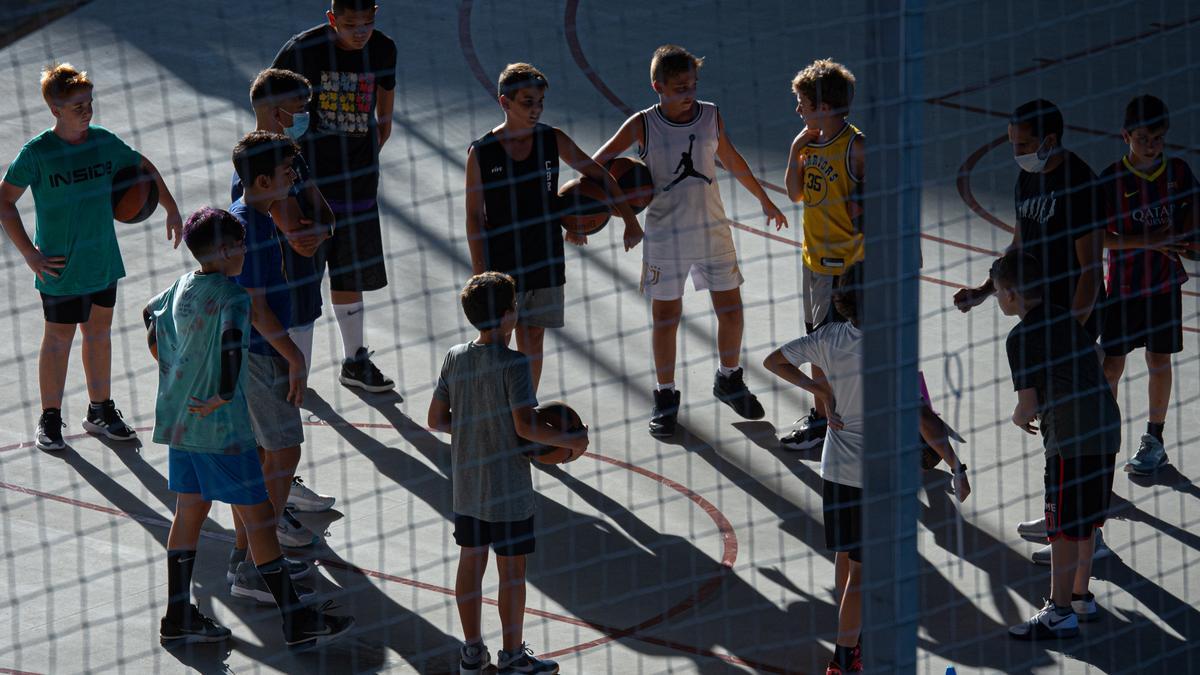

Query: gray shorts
[[515, 285, 565, 328], [245, 352, 304, 451], [803, 266, 837, 333]]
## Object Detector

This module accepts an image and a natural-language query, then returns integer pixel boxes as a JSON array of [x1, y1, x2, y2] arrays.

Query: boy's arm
[[138, 156, 183, 249], [427, 397, 452, 433], [555, 128, 643, 251], [245, 289, 306, 406], [142, 305, 158, 361], [1012, 388, 1039, 434], [511, 404, 589, 459], [376, 86, 395, 150], [714, 111, 788, 230], [762, 348, 843, 430], [592, 114, 643, 166], [918, 405, 970, 502], [784, 127, 822, 203], [0, 180, 65, 282], [268, 192, 330, 258], [189, 327, 245, 418], [1072, 231, 1103, 325], [464, 145, 487, 275]]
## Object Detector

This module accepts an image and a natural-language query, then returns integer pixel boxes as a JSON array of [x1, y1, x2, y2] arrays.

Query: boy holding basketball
[[594, 45, 788, 437], [780, 59, 864, 452], [465, 62, 642, 393], [0, 63, 183, 451], [427, 271, 589, 675], [1097, 95, 1199, 475], [146, 206, 352, 648]]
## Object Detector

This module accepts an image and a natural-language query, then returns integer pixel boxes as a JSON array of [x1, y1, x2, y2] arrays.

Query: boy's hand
[[1012, 406, 1038, 434], [952, 467, 971, 502], [793, 126, 822, 150], [565, 231, 588, 247], [622, 219, 644, 251], [565, 424, 590, 461], [953, 286, 991, 313], [816, 393, 844, 431], [23, 247, 66, 282], [285, 218, 327, 257], [166, 207, 183, 249], [188, 394, 229, 418], [1146, 226, 1189, 255], [762, 198, 789, 231], [285, 356, 307, 407]]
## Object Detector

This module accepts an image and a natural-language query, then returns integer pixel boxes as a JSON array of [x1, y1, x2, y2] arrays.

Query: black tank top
[[472, 124, 564, 291]]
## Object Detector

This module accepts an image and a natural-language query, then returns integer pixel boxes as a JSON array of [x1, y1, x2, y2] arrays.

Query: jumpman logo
[[663, 134, 712, 192]]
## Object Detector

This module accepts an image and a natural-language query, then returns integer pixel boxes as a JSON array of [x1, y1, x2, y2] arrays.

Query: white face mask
[[282, 110, 309, 140], [1015, 138, 1052, 173]]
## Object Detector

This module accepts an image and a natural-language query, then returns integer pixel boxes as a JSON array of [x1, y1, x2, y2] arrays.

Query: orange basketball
[[111, 165, 159, 224], [606, 157, 654, 214], [524, 401, 584, 465], [557, 177, 610, 236]]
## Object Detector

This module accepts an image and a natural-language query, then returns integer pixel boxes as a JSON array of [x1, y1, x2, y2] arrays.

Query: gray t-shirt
[[433, 341, 538, 522]]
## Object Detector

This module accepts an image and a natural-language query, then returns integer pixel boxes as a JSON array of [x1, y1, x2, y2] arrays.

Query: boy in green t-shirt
[[0, 63, 184, 451]]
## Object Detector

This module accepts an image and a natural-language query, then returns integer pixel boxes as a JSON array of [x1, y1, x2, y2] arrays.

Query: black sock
[[257, 555, 302, 617], [1147, 422, 1165, 443], [833, 643, 856, 667], [166, 549, 196, 622], [1071, 592, 1094, 601]]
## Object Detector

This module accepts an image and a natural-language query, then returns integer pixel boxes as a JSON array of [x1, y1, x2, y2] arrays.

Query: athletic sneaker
[[1032, 528, 1110, 566], [225, 552, 312, 584], [824, 642, 863, 673], [648, 389, 681, 438], [277, 507, 319, 548], [1008, 599, 1079, 640], [713, 368, 765, 420], [339, 347, 395, 393], [497, 643, 558, 674], [460, 641, 492, 674], [1125, 434, 1168, 475], [779, 408, 826, 451], [35, 408, 66, 451], [230, 561, 317, 605], [1017, 517, 1047, 542], [1071, 592, 1098, 622], [284, 600, 355, 648], [82, 399, 138, 441], [159, 603, 231, 645], [286, 476, 335, 512]]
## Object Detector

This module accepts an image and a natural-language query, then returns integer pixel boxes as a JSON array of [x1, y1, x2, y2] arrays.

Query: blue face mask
[[283, 111, 309, 140]]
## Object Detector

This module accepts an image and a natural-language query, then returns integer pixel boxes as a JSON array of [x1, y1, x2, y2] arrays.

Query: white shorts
[[640, 252, 744, 301]]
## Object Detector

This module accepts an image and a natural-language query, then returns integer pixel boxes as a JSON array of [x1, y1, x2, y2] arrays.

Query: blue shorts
[[169, 447, 269, 505]]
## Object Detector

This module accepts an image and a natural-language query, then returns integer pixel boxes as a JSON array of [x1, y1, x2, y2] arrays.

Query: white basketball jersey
[[639, 102, 735, 261]]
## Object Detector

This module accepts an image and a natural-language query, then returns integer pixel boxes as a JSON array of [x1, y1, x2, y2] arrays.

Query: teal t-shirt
[[2, 125, 141, 296], [149, 272, 257, 455]]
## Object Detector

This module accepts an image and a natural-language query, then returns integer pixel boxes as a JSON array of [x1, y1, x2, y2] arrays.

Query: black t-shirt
[[472, 124, 565, 292], [1014, 151, 1103, 313], [272, 25, 397, 207], [1005, 303, 1120, 458]]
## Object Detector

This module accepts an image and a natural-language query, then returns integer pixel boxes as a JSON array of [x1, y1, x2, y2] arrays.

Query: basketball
[[557, 177, 610, 236], [111, 164, 159, 224], [606, 157, 654, 214], [523, 401, 584, 465]]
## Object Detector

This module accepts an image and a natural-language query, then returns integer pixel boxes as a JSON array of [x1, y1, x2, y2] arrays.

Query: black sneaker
[[159, 603, 231, 645], [230, 561, 317, 605], [712, 368, 765, 420], [225, 551, 312, 584], [649, 389, 681, 438], [339, 347, 395, 394], [779, 408, 827, 451], [83, 400, 138, 441], [285, 600, 355, 648], [36, 408, 66, 451]]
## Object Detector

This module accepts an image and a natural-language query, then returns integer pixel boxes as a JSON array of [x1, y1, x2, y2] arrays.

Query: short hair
[[232, 130, 297, 186], [250, 68, 312, 107], [1123, 94, 1169, 133], [650, 44, 703, 84], [331, 0, 375, 15], [989, 251, 1043, 301], [1010, 99, 1064, 142], [40, 63, 93, 106], [832, 263, 863, 325], [497, 63, 548, 99], [460, 272, 516, 331], [791, 59, 856, 113], [182, 207, 245, 259]]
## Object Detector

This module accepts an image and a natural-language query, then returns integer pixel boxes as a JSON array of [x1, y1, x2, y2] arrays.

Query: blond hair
[[41, 63, 93, 106], [650, 44, 703, 84], [791, 59, 856, 113]]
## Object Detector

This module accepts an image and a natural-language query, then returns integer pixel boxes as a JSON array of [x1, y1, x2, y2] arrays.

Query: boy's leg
[[331, 288, 365, 358], [496, 554, 528, 653], [651, 299, 683, 386], [39, 320, 76, 410], [709, 288, 743, 370], [514, 324, 547, 393], [1145, 351, 1171, 427], [232, 501, 283, 564], [455, 545, 489, 643], [79, 304, 113, 403], [1049, 537, 1080, 608], [1072, 530, 1097, 596], [836, 553, 863, 649], [834, 548, 849, 601], [165, 492, 211, 620], [262, 445, 302, 519]]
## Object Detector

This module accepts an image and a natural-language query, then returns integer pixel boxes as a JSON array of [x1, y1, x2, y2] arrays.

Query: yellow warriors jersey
[[801, 123, 864, 275]]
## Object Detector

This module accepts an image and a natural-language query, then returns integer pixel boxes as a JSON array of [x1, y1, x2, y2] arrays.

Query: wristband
[[954, 463, 968, 476]]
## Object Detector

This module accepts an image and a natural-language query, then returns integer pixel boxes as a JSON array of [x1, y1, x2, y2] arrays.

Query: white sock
[[287, 323, 315, 376], [717, 364, 739, 377], [656, 382, 675, 392], [333, 301, 365, 360]]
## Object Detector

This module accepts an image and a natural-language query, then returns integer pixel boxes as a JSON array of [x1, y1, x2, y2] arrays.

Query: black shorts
[[321, 207, 387, 292], [1101, 287, 1183, 357], [453, 513, 535, 556], [822, 480, 862, 563], [40, 282, 117, 324], [1044, 453, 1116, 541]]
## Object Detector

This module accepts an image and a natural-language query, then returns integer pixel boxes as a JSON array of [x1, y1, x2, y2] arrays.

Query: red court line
[[0, 668, 44, 675]]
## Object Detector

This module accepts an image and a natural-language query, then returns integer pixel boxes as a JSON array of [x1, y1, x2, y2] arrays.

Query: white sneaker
[[1032, 528, 1110, 565], [286, 476, 336, 512], [1017, 517, 1047, 542], [277, 507, 319, 548], [460, 641, 492, 674], [1008, 599, 1079, 640]]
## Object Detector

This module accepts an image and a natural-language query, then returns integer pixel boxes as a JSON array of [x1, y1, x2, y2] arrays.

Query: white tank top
[[639, 102, 735, 261]]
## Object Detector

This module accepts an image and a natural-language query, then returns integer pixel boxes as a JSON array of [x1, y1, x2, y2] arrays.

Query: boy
[[593, 45, 788, 437], [991, 251, 1120, 639], [465, 62, 642, 393], [427, 272, 589, 675], [272, 0, 397, 393], [227, 131, 323, 601], [1098, 95, 1199, 475], [779, 58, 863, 452], [763, 264, 969, 674], [0, 63, 184, 451], [147, 207, 352, 648], [235, 67, 337, 514]]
